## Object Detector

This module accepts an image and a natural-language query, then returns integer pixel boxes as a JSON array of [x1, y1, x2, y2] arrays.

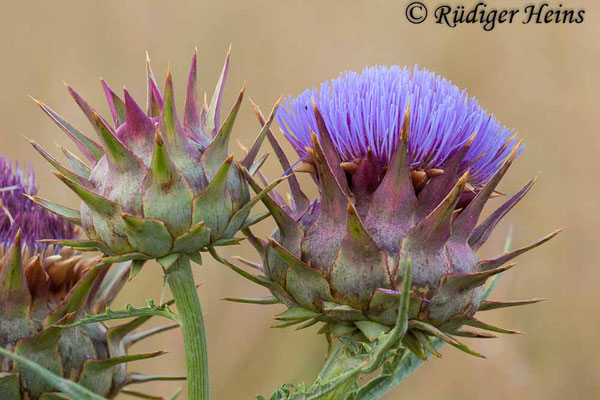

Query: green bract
[[30, 50, 279, 267]]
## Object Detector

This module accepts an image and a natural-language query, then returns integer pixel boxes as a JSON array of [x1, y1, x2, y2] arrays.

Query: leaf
[[54, 299, 180, 328], [0, 347, 107, 400]]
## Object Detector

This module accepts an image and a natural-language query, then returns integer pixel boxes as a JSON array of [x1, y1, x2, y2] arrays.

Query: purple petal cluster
[[0, 156, 75, 251], [277, 65, 521, 187]]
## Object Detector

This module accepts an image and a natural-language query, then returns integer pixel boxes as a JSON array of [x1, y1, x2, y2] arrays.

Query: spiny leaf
[[54, 299, 180, 328]]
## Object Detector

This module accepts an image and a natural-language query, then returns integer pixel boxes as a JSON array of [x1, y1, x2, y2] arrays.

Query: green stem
[[166, 255, 209, 400], [317, 341, 346, 381]]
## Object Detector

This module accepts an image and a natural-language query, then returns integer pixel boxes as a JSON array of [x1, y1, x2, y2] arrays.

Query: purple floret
[[0, 156, 75, 252], [277, 65, 521, 187]]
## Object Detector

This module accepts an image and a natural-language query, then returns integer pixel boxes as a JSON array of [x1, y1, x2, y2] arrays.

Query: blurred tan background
[[1, 0, 598, 398]]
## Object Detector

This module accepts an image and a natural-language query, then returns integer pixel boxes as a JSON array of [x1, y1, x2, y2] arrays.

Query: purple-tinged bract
[[230, 66, 560, 357], [29, 49, 279, 267]]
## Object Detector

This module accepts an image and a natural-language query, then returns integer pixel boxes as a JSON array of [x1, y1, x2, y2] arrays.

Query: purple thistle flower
[[277, 65, 521, 187], [0, 156, 75, 252], [227, 64, 560, 357]]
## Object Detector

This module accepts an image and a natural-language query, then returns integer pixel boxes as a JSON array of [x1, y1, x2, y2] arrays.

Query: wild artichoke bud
[[30, 49, 277, 266], [233, 66, 560, 352], [0, 156, 172, 399]]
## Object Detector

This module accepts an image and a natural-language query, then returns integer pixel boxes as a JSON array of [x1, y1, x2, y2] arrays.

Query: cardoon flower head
[[0, 156, 74, 254], [29, 49, 277, 268], [231, 66, 560, 356], [278, 65, 520, 189], [0, 156, 174, 399]]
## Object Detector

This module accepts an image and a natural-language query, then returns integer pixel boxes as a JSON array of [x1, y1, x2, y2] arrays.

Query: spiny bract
[[0, 157, 174, 399], [29, 49, 279, 268], [230, 66, 560, 356]]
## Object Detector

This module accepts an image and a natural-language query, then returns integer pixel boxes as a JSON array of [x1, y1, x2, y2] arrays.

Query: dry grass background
[[0, 0, 598, 398]]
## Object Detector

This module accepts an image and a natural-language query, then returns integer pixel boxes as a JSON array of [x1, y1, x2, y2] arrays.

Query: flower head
[[230, 65, 560, 358], [277, 65, 520, 188], [29, 49, 278, 266], [0, 156, 172, 399], [0, 155, 75, 253]]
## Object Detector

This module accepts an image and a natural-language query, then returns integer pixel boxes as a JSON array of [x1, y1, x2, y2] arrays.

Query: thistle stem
[[317, 341, 347, 381], [166, 255, 209, 400], [312, 339, 362, 396]]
